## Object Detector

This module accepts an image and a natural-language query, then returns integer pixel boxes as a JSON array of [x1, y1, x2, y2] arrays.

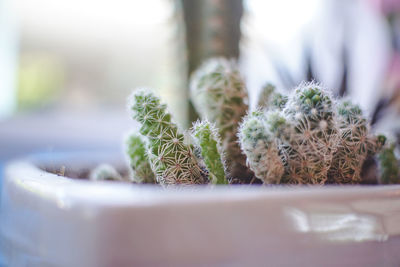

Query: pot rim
[[4, 156, 400, 208]]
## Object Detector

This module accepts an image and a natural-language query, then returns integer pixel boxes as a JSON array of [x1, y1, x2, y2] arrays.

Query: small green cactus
[[90, 164, 124, 181], [191, 120, 228, 184], [190, 58, 253, 183], [378, 143, 399, 184], [238, 111, 284, 184], [130, 89, 208, 185], [283, 82, 339, 184], [257, 83, 288, 111], [125, 133, 156, 184]]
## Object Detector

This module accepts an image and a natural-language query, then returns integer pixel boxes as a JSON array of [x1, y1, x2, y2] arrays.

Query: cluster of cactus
[[116, 57, 399, 186], [123, 58, 250, 185], [123, 87, 230, 186], [239, 81, 396, 185]]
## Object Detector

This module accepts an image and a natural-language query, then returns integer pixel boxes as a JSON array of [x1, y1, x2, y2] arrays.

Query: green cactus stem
[[283, 82, 339, 184], [130, 89, 208, 185], [125, 133, 156, 184], [190, 58, 253, 183], [238, 111, 284, 184], [89, 164, 124, 181], [378, 143, 399, 184], [191, 120, 228, 184]]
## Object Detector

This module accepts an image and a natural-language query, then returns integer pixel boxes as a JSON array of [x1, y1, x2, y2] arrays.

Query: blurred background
[[1, 0, 400, 170]]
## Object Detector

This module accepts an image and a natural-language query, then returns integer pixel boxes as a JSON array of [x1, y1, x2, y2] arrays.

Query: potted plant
[[1, 58, 400, 266]]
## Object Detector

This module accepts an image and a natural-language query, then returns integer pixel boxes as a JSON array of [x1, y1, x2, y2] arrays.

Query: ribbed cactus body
[[126, 133, 156, 183], [190, 58, 252, 183], [283, 83, 339, 184], [238, 111, 284, 184], [327, 101, 370, 183], [191, 120, 228, 184], [378, 143, 399, 184], [130, 89, 208, 185]]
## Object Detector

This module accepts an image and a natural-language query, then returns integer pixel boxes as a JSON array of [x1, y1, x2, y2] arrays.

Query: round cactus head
[[338, 100, 362, 116], [337, 100, 367, 132], [288, 83, 335, 123], [238, 111, 284, 184]]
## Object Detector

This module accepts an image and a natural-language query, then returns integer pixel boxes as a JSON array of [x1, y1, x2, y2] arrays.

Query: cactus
[[90, 164, 124, 181], [327, 101, 386, 183], [378, 143, 399, 184], [125, 133, 156, 184], [257, 83, 288, 111], [190, 58, 253, 183], [282, 82, 340, 184], [130, 89, 208, 185], [238, 111, 284, 184], [244, 84, 390, 185], [191, 120, 228, 184], [327, 101, 370, 183], [121, 60, 394, 186]]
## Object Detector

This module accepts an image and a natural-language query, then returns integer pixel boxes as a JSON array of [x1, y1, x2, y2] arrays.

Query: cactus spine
[[191, 120, 228, 184], [238, 111, 284, 184], [130, 89, 208, 185], [190, 58, 253, 183], [125, 133, 156, 183]]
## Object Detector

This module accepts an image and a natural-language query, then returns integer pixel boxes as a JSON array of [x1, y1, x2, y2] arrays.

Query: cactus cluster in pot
[[92, 57, 399, 186], [239, 82, 390, 185]]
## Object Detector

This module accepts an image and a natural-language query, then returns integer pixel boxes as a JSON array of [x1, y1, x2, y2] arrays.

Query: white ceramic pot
[[1, 153, 400, 267]]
